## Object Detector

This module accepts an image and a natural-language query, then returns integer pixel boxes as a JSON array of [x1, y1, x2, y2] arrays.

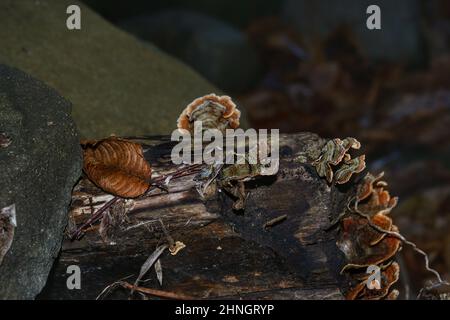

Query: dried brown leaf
[[82, 137, 152, 198]]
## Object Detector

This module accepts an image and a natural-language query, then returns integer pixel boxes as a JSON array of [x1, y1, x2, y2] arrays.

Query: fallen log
[[39, 133, 398, 300]]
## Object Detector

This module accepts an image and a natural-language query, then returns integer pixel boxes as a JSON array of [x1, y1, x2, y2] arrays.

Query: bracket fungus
[[313, 137, 365, 184], [356, 172, 398, 216], [179, 94, 279, 211], [345, 262, 400, 300], [311, 137, 401, 299], [337, 217, 401, 272], [177, 93, 241, 134], [336, 171, 402, 300], [82, 137, 152, 198]]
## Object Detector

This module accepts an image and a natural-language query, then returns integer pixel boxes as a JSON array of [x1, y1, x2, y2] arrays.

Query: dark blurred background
[[82, 0, 449, 297]]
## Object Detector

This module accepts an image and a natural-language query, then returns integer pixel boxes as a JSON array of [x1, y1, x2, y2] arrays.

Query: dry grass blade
[[155, 259, 163, 286], [133, 244, 168, 292], [96, 274, 135, 300]]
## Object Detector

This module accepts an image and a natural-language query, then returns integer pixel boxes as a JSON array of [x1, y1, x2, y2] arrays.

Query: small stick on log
[[121, 281, 194, 300], [263, 215, 287, 230], [69, 196, 119, 240]]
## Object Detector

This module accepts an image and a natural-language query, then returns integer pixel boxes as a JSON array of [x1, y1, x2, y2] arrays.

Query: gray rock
[[0, 64, 82, 299], [283, 0, 424, 65], [0, 0, 222, 139], [120, 10, 262, 92]]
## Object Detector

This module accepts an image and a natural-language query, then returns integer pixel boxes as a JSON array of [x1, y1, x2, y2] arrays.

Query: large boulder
[[283, 0, 424, 65], [120, 10, 262, 92], [0, 64, 82, 299], [0, 0, 221, 138]]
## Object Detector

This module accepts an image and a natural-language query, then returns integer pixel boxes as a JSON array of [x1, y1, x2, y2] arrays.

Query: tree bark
[[40, 133, 357, 300]]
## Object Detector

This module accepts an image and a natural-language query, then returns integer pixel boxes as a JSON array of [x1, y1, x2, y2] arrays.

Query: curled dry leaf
[[82, 137, 152, 198], [313, 137, 365, 184], [177, 93, 241, 134], [0, 204, 16, 265]]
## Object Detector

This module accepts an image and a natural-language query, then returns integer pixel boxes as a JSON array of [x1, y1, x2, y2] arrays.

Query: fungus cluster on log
[[337, 172, 401, 300], [313, 137, 366, 184], [59, 94, 410, 300], [310, 138, 402, 300]]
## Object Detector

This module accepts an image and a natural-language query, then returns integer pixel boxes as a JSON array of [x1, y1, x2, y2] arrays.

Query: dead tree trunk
[[40, 133, 360, 300]]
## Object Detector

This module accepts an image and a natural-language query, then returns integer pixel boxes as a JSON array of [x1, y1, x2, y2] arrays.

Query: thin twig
[[147, 164, 204, 193], [96, 274, 134, 300], [200, 164, 223, 197], [417, 282, 450, 299], [121, 281, 194, 300], [263, 215, 287, 229], [159, 219, 175, 247], [69, 196, 119, 240], [124, 219, 157, 231]]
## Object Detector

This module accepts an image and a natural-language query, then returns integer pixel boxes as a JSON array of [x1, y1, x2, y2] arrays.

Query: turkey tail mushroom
[[345, 262, 400, 300], [313, 137, 366, 184], [337, 171, 402, 300], [177, 93, 241, 134]]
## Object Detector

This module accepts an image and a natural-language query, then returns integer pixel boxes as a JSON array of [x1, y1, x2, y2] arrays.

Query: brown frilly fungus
[[313, 137, 366, 184], [82, 137, 152, 198], [312, 138, 401, 299], [356, 172, 398, 216], [338, 217, 401, 272], [337, 171, 402, 300], [345, 262, 400, 300], [177, 93, 241, 134]]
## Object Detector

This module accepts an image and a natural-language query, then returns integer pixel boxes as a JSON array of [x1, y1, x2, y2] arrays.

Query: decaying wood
[[40, 133, 370, 300]]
